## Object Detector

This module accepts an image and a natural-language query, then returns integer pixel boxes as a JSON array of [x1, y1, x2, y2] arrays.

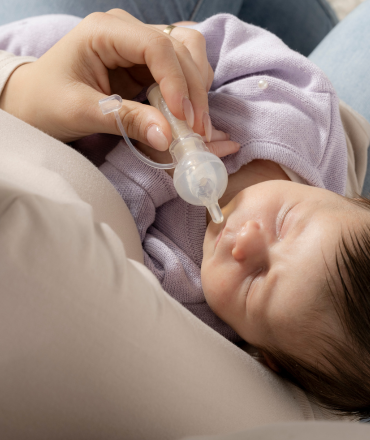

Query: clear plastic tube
[[99, 94, 176, 170]]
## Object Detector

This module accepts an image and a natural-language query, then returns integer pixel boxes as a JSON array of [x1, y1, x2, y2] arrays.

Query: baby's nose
[[231, 220, 268, 265]]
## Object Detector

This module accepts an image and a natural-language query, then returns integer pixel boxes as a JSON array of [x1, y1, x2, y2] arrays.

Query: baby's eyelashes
[[276, 205, 294, 239]]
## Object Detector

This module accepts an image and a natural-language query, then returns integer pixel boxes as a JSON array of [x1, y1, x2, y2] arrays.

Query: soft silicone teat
[[208, 204, 223, 223], [192, 176, 224, 224]]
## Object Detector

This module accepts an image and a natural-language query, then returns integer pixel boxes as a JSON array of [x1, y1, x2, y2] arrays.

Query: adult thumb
[[90, 93, 173, 151]]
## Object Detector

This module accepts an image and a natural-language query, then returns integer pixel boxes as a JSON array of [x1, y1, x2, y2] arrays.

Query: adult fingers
[[106, 100, 173, 151], [62, 81, 173, 149], [108, 12, 210, 91], [152, 25, 211, 90], [206, 63, 214, 92], [101, 11, 209, 135], [202, 126, 231, 142], [151, 24, 213, 132], [86, 12, 196, 127], [164, 25, 214, 91], [205, 140, 241, 158], [80, 12, 188, 139], [164, 36, 208, 135]]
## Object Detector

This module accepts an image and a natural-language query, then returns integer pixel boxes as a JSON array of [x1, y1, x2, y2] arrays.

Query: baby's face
[[201, 180, 363, 359]]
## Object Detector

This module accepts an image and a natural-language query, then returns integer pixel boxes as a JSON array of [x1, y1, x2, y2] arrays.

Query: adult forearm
[[0, 62, 33, 124], [0, 51, 36, 117]]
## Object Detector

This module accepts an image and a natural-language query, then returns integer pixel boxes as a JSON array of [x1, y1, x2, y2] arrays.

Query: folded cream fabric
[[181, 421, 370, 440]]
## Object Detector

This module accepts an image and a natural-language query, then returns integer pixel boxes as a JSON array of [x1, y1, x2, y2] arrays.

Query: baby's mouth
[[214, 224, 226, 250]]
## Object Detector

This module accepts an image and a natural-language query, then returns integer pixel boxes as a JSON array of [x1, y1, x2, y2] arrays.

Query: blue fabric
[[0, 0, 241, 25], [0, 0, 338, 57], [237, 0, 338, 56], [308, 0, 370, 196]]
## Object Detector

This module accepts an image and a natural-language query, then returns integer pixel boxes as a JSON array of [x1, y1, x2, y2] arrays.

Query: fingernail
[[213, 129, 230, 141], [203, 112, 212, 143], [183, 97, 194, 128], [218, 131, 231, 140], [147, 124, 169, 151]]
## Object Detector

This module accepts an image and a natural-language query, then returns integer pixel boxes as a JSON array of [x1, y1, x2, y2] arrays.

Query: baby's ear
[[261, 351, 280, 373]]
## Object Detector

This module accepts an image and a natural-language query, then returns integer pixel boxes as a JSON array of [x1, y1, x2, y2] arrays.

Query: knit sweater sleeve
[[190, 14, 348, 195], [99, 141, 178, 243], [0, 16, 82, 94], [0, 15, 81, 59], [99, 142, 240, 342]]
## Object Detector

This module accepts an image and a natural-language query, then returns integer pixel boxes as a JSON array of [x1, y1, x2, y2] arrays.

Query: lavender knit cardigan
[[100, 14, 348, 342]]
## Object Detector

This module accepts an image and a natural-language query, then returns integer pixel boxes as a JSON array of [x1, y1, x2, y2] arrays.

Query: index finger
[[102, 10, 209, 131], [152, 24, 210, 90]]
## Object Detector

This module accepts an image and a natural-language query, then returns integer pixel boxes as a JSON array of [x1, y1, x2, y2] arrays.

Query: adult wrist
[[0, 62, 32, 122]]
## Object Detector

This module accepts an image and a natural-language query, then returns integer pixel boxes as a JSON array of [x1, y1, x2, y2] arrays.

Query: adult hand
[[134, 125, 240, 178], [151, 23, 214, 94], [0, 9, 232, 153]]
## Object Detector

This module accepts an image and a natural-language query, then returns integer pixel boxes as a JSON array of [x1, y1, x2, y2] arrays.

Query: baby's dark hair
[[258, 195, 370, 420]]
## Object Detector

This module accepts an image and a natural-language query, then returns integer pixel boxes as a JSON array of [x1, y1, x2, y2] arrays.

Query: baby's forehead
[[311, 195, 369, 260], [337, 195, 370, 217], [330, 197, 370, 260]]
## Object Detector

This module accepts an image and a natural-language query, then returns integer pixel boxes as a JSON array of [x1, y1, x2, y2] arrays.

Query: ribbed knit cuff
[[105, 140, 178, 208], [0, 51, 36, 96]]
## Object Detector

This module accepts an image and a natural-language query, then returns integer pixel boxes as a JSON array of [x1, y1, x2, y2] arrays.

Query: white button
[[258, 79, 269, 90]]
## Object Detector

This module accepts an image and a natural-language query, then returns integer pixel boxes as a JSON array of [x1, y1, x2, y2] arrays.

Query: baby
[[99, 14, 370, 419], [1, 11, 370, 419]]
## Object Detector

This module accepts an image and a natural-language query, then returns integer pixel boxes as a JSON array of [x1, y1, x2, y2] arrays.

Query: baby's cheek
[[201, 269, 231, 317], [263, 305, 302, 349]]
